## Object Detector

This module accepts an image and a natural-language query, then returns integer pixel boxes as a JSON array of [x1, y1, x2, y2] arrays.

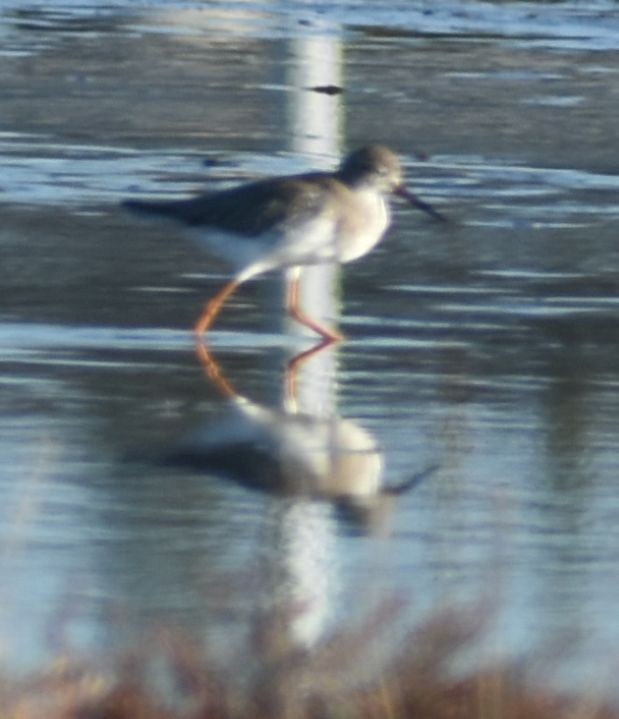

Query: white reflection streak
[[268, 31, 342, 649], [274, 499, 334, 647]]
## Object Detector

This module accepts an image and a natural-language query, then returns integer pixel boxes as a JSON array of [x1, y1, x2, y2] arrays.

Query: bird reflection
[[159, 342, 432, 533]]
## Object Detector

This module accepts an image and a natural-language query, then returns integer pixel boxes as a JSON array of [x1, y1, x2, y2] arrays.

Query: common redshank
[[123, 145, 445, 341]]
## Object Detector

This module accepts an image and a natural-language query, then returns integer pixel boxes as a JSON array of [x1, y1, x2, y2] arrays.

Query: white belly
[[188, 188, 389, 279]]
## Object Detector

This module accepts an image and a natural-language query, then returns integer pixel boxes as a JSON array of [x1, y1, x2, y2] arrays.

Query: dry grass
[[0, 602, 617, 719]]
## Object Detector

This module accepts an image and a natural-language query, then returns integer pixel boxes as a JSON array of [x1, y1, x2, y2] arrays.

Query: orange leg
[[286, 338, 334, 401], [194, 343, 238, 398], [194, 279, 241, 338], [286, 272, 344, 342]]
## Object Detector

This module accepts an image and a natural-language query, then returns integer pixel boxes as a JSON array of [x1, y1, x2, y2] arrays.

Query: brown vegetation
[[1, 604, 617, 719]]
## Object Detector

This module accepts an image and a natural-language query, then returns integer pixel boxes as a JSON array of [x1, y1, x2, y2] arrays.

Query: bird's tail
[[122, 198, 181, 218]]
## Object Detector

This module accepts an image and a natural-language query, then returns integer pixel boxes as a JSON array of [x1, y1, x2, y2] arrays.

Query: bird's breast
[[336, 190, 390, 263]]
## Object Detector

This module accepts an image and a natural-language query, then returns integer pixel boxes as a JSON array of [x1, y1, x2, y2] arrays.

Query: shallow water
[[1, 0, 619, 695]]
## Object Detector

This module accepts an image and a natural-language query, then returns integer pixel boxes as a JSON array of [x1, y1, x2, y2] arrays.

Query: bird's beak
[[394, 185, 447, 222]]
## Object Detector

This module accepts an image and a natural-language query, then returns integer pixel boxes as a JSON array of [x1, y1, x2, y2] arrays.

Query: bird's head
[[338, 144, 446, 222]]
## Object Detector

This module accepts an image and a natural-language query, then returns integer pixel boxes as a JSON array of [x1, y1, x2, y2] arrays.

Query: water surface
[[1, 0, 619, 696]]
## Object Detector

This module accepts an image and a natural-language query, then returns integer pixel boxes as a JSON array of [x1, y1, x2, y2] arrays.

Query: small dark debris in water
[[309, 84, 343, 96], [203, 156, 229, 167], [298, 18, 311, 26], [422, 9, 434, 15]]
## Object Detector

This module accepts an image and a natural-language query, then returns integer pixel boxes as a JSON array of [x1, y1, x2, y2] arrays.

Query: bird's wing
[[185, 173, 340, 235], [123, 173, 338, 238]]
